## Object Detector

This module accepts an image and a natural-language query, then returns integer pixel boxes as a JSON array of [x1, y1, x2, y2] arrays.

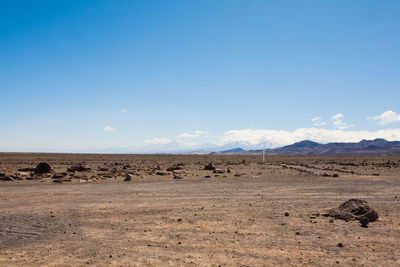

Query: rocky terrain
[[0, 153, 399, 266]]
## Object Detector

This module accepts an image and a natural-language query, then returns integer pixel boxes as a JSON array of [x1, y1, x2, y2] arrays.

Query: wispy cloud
[[177, 130, 209, 138], [104, 126, 116, 132], [121, 109, 128, 113], [369, 110, 400, 125], [311, 117, 327, 126], [144, 138, 171, 145], [331, 113, 352, 130]]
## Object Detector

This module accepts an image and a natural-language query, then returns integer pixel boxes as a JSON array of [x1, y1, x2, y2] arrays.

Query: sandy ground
[[0, 154, 399, 266]]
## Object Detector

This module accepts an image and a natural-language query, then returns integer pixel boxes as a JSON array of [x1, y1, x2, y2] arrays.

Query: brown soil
[[0, 153, 399, 266]]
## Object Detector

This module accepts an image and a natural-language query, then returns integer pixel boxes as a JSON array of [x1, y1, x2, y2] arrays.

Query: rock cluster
[[326, 199, 379, 225]]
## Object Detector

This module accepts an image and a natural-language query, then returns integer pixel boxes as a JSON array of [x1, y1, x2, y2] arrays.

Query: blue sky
[[1, 1, 400, 152]]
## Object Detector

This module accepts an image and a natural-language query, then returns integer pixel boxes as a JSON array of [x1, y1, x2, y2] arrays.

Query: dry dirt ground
[[0, 153, 399, 266]]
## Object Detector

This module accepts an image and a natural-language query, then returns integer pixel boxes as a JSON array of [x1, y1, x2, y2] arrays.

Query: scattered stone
[[124, 173, 132, 181], [0, 176, 13, 181], [167, 165, 182, 171], [53, 174, 64, 179], [337, 242, 343, 247], [52, 179, 63, 183], [327, 199, 379, 223], [213, 169, 225, 174], [235, 173, 241, 177], [204, 163, 215, 171], [284, 212, 289, 216], [173, 174, 182, 180], [67, 163, 91, 172], [332, 174, 339, 177], [359, 217, 369, 228], [34, 162, 52, 174], [0, 173, 5, 177], [156, 171, 169, 176], [18, 167, 35, 172], [204, 175, 211, 178]]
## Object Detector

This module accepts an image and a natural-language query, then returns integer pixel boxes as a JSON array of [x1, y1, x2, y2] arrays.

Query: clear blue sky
[[1, 1, 400, 152]]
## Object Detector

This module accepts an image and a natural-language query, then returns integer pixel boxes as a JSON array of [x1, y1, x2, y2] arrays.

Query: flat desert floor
[[0, 153, 399, 266]]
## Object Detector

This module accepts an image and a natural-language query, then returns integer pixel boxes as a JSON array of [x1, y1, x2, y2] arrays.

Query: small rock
[[173, 174, 182, 180], [0, 176, 13, 181], [204, 163, 215, 171], [34, 162, 52, 174], [284, 212, 289, 216], [124, 174, 132, 181], [67, 163, 91, 172], [359, 217, 369, 228], [337, 243, 343, 247]]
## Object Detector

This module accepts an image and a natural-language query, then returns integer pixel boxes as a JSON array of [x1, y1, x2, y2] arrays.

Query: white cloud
[[331, 113, 352, 130], [144, 138, 171, 145], [104, 126, 116, 132], [177, 130, 209, 138], [311, 117, 326, 126], [220, 128, 400, 148], [312, 117, 322, 122], [370, 110, 400, 125], [331, 113, 344, 120], [121, 109, 128, 113]]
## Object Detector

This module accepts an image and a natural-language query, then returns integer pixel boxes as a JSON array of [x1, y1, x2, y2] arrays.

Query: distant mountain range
[[214, 139, 400, 156]]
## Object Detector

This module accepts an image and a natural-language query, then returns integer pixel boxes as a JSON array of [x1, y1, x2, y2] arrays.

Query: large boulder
[[34, 163, 52, 174], [327, 199, 379, 222]]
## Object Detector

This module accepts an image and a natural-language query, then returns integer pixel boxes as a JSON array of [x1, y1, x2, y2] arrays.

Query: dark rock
[[204, 163, 215, 171], [53, 179, 63, 183], [0, 173, 5, 177], [337, 243, 343, 247], [124, 174, 132, 181], [359, 217, 369, 228], [332, 174, 339, 177], [173, 174, 182, 180], [156, 171, 168, 176], [67, 163, 91, 172], [0, 176, 13, 181], [284, 212, 289, 216], [34, 162, 52, 174], [235, 173, 241, 177], [204, 175, 211, 178], [327, 199, 379, 222], [167, 166, 182, 171]]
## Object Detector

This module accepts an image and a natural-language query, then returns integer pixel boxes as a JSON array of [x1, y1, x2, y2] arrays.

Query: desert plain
[[0, 153, 399, 266]]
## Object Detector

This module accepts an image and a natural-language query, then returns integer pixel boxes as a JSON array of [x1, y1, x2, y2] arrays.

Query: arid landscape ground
[[0, 153, 399, 266]]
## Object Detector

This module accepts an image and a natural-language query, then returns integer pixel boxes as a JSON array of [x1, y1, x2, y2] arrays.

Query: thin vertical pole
[[262, 143, 265, 163]]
